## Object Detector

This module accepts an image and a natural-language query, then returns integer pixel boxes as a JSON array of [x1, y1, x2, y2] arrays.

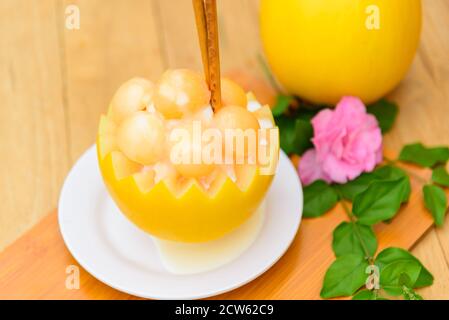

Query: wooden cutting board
[[0, 157, 435, 300]]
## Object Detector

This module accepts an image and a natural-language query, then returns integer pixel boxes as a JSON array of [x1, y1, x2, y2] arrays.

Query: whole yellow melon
[[260, 0, 422, 105]]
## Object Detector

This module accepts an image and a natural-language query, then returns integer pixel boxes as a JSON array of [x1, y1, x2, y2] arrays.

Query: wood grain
[[0, 0, 69, 250], [383, 0, 449, 292], [1, 0, 449, 299]]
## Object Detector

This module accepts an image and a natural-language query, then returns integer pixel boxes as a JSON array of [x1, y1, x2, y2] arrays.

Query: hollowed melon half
[[96, 98, 278, 243]]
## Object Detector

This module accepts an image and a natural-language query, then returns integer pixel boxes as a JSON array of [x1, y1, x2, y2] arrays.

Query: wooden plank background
[[0, 0, 449, 299]]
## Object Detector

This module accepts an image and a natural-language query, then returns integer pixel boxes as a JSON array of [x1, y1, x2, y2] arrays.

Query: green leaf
[[352, 290, 375, 300], [303, 180, 339, 218], [276, 116, 313, 155], [335, 172, 379, 202], [352, 290, 387, 300], [380, 260, 422, 296], [373, 167, 411, 203], [271, 95, 293, 117], [367, 99, 398, 134], [375, 247, 433, 288], [432, 166, 449, 187], [378, 167, 411, 203], [353, 177, 409, 225], [399, 143, 449, 168], [423, 185, 447, 227], [332, 222, 377, 258], [337, 165, 411, 202], [320, 254, 370, 299]]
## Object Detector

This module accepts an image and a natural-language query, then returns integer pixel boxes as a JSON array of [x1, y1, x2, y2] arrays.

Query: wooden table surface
[[1, 0, 449, 299]]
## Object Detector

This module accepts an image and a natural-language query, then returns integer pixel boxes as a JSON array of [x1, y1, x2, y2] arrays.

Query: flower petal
[[298, 149, 332, 186]]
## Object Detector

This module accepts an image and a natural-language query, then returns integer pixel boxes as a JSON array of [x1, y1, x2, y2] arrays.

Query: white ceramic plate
[[59, 145, 303, 300]]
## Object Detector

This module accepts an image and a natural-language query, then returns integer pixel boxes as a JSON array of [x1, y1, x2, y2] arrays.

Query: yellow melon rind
[[98, 142, 274, 243]]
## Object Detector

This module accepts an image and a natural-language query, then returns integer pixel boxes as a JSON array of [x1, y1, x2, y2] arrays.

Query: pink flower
[[298, 96, 383, 185]]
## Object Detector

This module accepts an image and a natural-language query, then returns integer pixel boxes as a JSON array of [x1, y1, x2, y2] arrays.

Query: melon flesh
[[110, 151, 142, 180], [133, 170, 155, 193], [98, 86, 277, 194]]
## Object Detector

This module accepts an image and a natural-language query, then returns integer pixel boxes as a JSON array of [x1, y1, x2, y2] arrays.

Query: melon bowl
[[97, 72, 279, 243]]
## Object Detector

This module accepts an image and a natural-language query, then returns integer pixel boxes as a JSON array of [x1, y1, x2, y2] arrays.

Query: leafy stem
[[296, 100, 441, 300], [336, 189, 374, 263]]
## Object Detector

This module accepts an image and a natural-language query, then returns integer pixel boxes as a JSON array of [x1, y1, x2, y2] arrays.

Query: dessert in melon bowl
[[97, 70, 279, 244], [58, 68, 301, 300], [58, 0, 302, 298]]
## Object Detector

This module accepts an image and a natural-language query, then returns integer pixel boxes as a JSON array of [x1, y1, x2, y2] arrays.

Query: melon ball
[[221, 78, 248, 108], [168, 121, 215, 178], [192, 105, 214, 124], [116, 112, 166, 165], [214, 105, 260, 164], [108, 78, 154, 124], [153, 69, 211, 119], [214, 105, 260, 132]]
